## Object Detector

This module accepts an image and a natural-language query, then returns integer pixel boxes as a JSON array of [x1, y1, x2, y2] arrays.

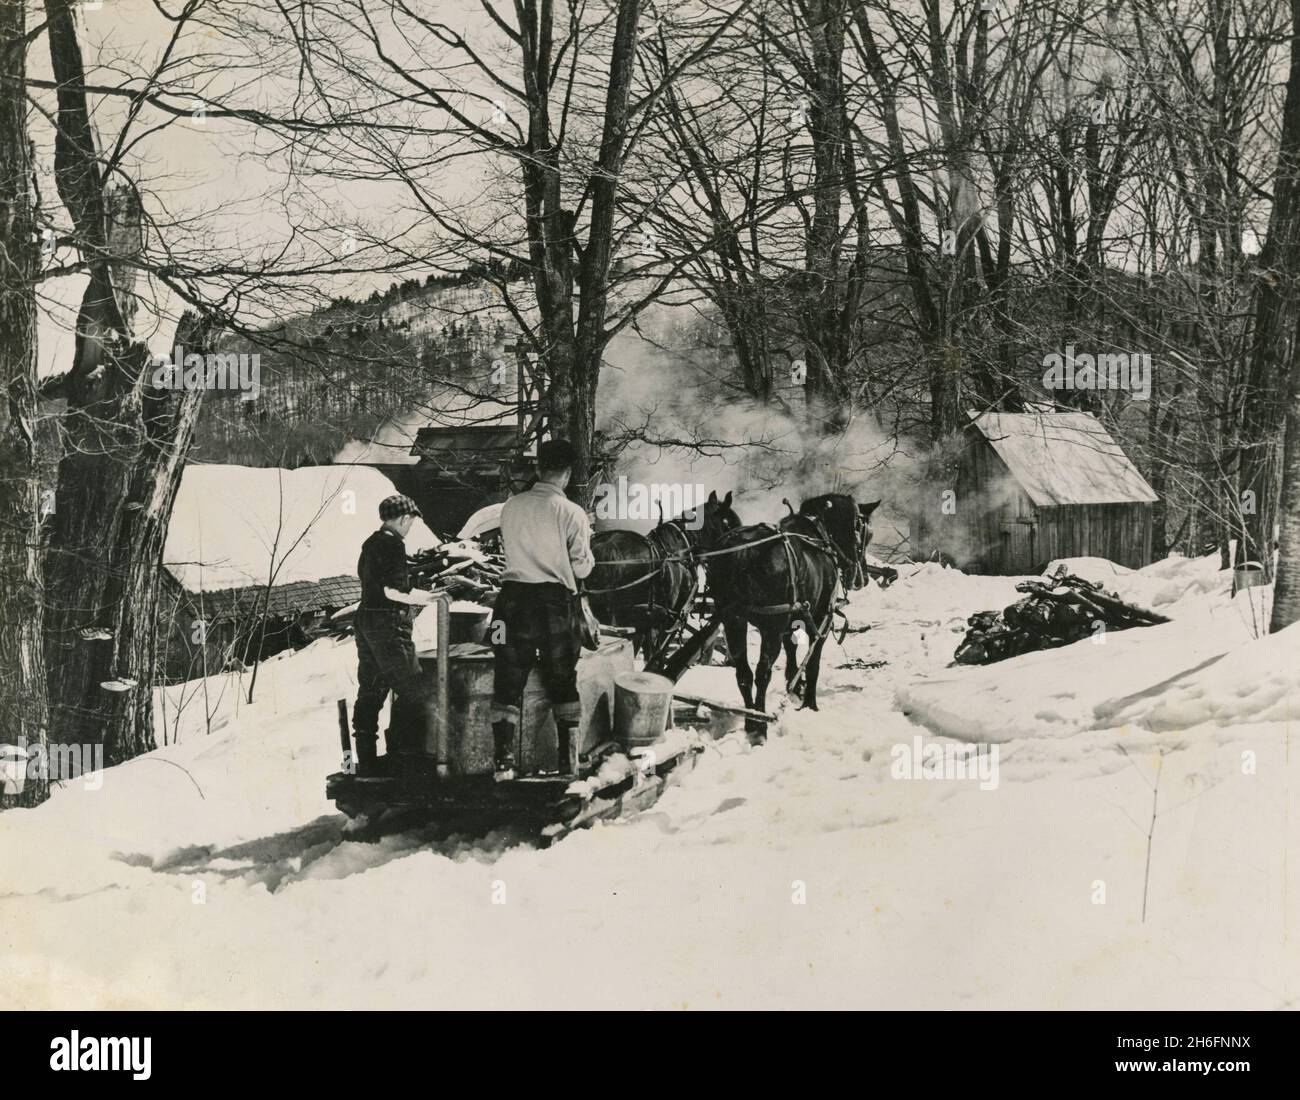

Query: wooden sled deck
[[326, 601, 734, 847], [327, 736, 704, 846]]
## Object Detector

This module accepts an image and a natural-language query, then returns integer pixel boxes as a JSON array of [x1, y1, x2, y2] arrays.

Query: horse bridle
[[801, 506, 868, 591]]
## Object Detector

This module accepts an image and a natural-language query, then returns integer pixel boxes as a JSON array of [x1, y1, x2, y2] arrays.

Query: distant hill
[[190, 271, 526, 468]]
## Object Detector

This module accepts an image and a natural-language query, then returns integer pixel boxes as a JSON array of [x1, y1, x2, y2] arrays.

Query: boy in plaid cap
[[352, 493, 436, 776]]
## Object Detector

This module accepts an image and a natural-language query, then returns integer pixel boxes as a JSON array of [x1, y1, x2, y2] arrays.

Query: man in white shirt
[[489, 439, 595, 779]]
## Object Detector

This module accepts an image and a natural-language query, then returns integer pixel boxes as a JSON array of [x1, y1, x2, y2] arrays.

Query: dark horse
[[705, 494, 880, 717], [585, 491, 742, 664]]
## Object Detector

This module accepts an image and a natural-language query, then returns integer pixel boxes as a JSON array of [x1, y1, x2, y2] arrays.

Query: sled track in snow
[[116, 815, 541, 893]]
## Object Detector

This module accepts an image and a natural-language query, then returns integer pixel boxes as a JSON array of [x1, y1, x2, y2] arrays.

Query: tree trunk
[[44, 333, 204, 763], [1270, 312, 1300, 631], [0, 0, 49, 808], [42, 0, 206, 763], [1237, 0, 1300, 576], [570, 0, 642, 499], [801, 0, 851, 432]]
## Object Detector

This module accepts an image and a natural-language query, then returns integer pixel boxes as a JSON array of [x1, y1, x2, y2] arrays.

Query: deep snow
[[1, 554, 1296, 1009]]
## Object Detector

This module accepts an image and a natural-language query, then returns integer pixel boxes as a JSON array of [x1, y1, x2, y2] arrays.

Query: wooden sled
[[326, 736, 703, 846]]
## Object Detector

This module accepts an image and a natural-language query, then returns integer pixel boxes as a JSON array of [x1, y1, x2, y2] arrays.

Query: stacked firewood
[[408, 539, 505, 604], [953, 566, 1170, 666], [329, 538, 505, 633]]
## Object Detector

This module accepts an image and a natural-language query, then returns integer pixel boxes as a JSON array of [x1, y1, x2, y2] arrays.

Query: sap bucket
[[1233, 561, 1266, 593], [613, 671, 674, 749], [0, 743, 29, 798]]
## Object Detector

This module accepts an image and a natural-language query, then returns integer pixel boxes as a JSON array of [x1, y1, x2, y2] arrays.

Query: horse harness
[[582, 522, 699, 626], [584, 512, 861, 642]]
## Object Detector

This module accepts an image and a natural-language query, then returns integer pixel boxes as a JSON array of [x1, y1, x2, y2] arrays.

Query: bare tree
[[0, 0, 49, 808], [1232, 0, 1300, 578], [215, 0, 748, 501]]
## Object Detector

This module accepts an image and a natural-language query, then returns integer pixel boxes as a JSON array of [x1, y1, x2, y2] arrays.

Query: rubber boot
[[492, 720, 516, 782], [556, 719, 580, 777]]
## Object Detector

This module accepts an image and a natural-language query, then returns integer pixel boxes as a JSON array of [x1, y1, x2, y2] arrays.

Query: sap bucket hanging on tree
[[0, 743, 29, 798], [613, 671, 674, 749]]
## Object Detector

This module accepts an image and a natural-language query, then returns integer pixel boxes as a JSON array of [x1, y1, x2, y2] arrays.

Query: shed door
[[1000, 518, 1037, 574]]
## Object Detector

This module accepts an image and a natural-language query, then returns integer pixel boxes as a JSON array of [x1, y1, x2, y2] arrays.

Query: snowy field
[[2, 554, 1297, 1010]]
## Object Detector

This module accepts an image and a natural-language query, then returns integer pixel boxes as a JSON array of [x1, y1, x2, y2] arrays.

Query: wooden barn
[[948, 411, 1158, 575]]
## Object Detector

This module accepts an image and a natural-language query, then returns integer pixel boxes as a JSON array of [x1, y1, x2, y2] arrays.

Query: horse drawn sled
[[326, 489, 895, 844], [326, 598, 707, 844]]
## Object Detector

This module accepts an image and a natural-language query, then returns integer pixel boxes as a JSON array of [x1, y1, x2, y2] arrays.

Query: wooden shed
[[402, 424, 535, 534], [160, 570, 360, 682], [948, 411, 1158, 575], [159, 463, 439, 681]]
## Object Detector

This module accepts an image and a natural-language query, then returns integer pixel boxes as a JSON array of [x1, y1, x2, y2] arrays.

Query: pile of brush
[[953, 566, 1170, 666]]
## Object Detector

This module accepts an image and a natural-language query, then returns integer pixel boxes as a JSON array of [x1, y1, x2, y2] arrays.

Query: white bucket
[[0, 744, 29, 797]]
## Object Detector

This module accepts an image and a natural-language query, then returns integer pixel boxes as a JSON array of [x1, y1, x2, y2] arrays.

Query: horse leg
[[782, 630, 801, 698], [724, 617, 754, 710], [800, 632, 829, 711], [753, 627, 783, 715]]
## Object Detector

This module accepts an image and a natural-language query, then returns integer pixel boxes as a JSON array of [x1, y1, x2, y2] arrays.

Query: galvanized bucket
[[1233, 561, 1266, 592], [613, 671, 674, 749]]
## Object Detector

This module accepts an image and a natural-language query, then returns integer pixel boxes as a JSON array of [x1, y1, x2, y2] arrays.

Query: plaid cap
[[378, 493, 421, 521]]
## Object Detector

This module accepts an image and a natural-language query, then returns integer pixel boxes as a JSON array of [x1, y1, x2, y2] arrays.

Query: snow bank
[[898, 554, 1276, 743], [164, 464, 439, 591], [1096, 621, 1300, 732], [1048, 552, 1231, 613]]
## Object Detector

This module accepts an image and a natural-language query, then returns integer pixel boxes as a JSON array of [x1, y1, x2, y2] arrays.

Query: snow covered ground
[[2, 554, 1297, 1009]]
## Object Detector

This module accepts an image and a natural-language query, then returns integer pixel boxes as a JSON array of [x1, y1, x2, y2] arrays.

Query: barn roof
[[165, 573, 362, 626], [968, 411, 1159, 507]]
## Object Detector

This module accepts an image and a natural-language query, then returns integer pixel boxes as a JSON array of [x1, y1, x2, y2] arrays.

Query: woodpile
[[328, 537, 505, 633], [408, 539, 505, 604], [953, 566, 1170, 666]]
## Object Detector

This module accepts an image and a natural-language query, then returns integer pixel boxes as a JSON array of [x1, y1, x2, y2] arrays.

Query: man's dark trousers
[[490, 581, 583, 730]]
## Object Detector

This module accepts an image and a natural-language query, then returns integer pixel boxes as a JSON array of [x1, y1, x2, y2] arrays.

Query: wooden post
[[336, 699, 352, 770], [435, 595, 452, 778]]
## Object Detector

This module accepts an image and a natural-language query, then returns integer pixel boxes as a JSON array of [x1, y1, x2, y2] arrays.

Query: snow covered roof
[[169, 574, 363, 624], [163, 464, 439, 593], [968, 411, 1158, 507]]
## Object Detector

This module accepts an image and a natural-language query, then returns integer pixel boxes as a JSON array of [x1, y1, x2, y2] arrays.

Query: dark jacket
[[358, 527, 411, 611]]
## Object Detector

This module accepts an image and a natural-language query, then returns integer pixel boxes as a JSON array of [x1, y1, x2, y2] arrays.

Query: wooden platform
[[327, 739, 703, 847]]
